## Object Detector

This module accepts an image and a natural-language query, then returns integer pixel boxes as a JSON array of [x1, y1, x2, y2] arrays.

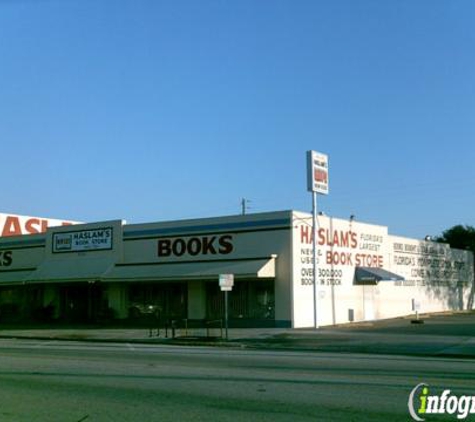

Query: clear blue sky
[[1, 0, 474, 239]]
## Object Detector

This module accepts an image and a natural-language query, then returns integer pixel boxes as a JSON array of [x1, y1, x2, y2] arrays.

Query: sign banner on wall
[[53, 227, 113, 253], [0, 213, 79, 237]]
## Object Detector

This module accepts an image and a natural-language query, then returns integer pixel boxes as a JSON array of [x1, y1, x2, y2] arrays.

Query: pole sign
[[307, 150, 329, 195], [219, 273, 234, 291], [306, 150, 329, 329]]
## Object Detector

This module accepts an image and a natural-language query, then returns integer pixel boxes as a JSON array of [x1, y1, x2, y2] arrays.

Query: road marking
[[33, 340, 59, 348], [126, 343, 136, 351]]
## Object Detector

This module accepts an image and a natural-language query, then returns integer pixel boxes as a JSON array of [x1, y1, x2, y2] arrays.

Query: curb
[[1, 334, 475, 359], [0, 334, 246, 348]]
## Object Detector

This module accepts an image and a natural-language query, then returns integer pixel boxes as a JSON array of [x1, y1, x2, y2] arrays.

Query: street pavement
[[0, 311, 474, 358], [0, 339, 474, 421], [0, 313, 474, 421]]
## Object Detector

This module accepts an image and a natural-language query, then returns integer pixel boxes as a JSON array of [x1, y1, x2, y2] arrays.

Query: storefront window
[[128, 283, 187, 322], [206, 280, 275, 321]]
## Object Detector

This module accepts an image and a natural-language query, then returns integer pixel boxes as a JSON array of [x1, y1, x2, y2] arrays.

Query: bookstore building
[[0, 211, 473, 328]]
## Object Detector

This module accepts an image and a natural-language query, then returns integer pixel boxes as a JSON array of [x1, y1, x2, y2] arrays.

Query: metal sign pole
[[312, 191, 319, 329], [219, 274, 233, 341], [307, 150, 328, 330], [224, 290, 229, 341]]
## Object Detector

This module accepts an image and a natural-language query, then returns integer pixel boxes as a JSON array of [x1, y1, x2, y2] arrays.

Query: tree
[[436, 225, 475, 254], [436, 225, 475, 311]]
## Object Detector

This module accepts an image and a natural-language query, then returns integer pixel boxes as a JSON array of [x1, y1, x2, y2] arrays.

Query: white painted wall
[[290, 211, 474, 328]]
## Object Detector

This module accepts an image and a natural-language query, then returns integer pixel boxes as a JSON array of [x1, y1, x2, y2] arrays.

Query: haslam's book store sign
[[0, 213, 79, 237], [307, 150, 329, 195], [53, 228, 113, 253]]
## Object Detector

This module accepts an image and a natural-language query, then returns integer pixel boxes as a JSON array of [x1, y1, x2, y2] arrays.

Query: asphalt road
[[0, 340, 474, 421]]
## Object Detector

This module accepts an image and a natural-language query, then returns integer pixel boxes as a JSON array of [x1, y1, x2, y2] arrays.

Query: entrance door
[[60, 284, 103, 323]]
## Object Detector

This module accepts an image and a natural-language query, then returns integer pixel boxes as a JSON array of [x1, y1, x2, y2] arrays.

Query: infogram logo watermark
[[408, 383, 475, 420]]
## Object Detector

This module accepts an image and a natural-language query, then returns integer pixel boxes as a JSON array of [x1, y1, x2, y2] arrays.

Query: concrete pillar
[[43, 285, 60, 319], [187, 281, 206, 320], [107, 284, 128, 319]]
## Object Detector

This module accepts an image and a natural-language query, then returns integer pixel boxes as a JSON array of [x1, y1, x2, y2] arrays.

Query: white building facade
[[0, 211, 472, 328]]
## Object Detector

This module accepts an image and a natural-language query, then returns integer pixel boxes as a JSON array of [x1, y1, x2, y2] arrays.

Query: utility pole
[[241, 198, 251, 215]]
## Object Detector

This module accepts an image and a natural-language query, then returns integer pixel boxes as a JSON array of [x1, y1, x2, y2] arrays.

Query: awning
[[26, 257, 116, 284], [354, 267, 404, 285], [0, 269, 36, 285], [103, 258, 276, 282]]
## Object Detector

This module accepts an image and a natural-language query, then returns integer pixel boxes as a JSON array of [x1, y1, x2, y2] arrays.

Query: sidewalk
[[0, 326, 290, 343], [0, 312, 474, 358]]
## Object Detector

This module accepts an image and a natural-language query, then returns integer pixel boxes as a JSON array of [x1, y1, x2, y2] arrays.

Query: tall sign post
[[219, 274, 234, 341], [306, 150, 329, 329]]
